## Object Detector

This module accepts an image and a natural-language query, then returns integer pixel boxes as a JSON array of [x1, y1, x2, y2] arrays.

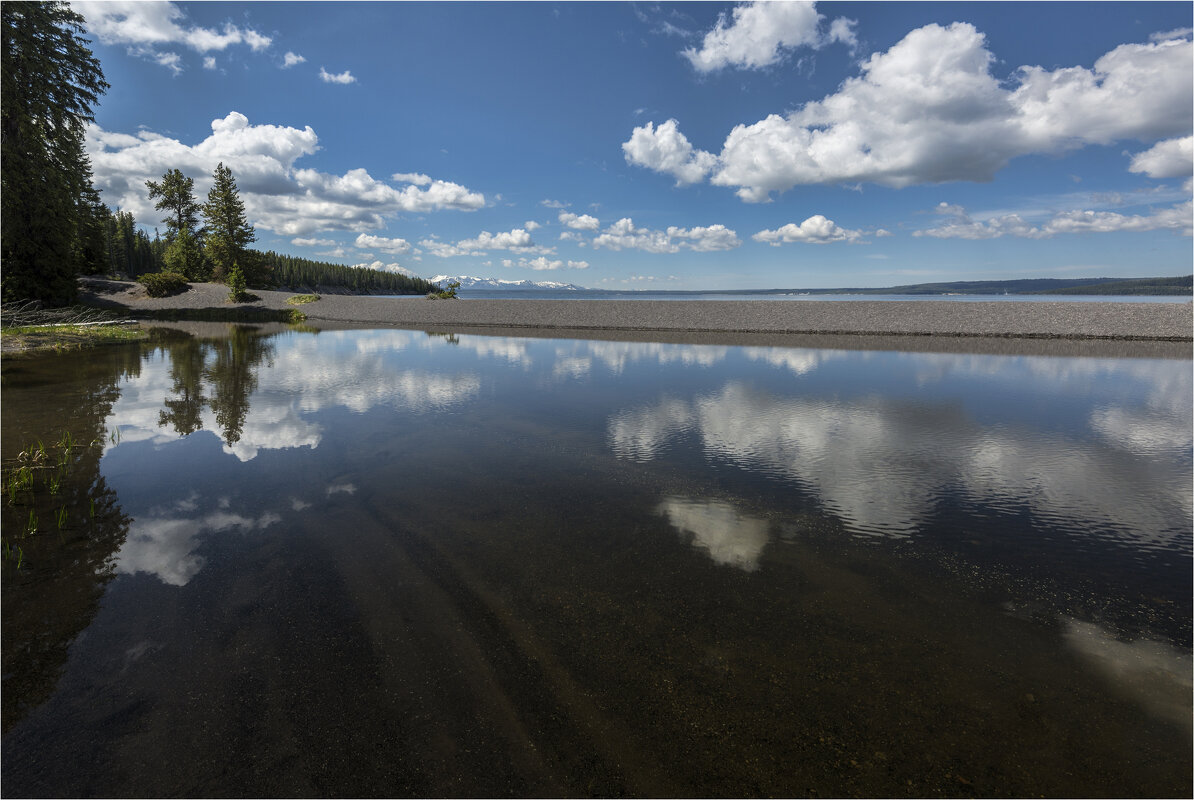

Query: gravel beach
[[79, 278, 1194, 342]]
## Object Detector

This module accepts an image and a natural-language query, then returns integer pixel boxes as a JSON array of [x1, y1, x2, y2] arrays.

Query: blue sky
[[77, 1, 1192, 290]]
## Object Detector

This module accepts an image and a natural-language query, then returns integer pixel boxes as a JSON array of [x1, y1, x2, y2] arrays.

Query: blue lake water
[[2, 324, 1190, 796]]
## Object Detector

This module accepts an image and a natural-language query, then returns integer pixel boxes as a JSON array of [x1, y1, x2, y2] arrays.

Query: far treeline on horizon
[[730, 275, 1194, 296], [2, 1, 1192, 305]]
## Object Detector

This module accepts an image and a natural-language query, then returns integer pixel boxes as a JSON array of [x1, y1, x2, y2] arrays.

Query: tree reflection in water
[[154, 325, 276, 447], [2, 327, 1189, 797], [1, 324, 277, 733], [1, 345, 140, 732]]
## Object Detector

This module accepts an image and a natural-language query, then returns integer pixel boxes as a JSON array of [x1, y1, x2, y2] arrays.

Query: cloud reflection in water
[[657, 497, 770, 571], [108, 330, 482, 462], [611, 374, 1191, 548], [117, 507, 281, 586], [1062, 617, 1193, 731]]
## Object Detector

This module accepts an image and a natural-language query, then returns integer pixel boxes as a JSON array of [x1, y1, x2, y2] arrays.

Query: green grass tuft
[[1, 323, 146, 356]]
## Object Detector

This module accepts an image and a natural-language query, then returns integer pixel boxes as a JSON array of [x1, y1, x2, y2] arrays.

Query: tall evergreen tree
[[202, 162, 256, 283], [113, 209, 134, 274], [100, 207, 164, 277], [2, 2, 109, 304], [75, 177, 108, 274], [146, 168, 202, 243], [162, 224, 207, 281]]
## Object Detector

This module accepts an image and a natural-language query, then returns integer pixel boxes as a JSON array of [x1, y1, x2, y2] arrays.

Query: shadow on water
[[0, 344, 139, 733], [1, 324, 1190, 797], [1, 325, 277, 737]]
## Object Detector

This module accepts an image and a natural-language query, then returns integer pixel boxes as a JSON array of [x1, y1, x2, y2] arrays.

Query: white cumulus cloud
[[753, 215, 866, 245], [392, 172, 433, 186], [627, 25, 1193, 201], [319, 67, 356, 84], [1043, 202, 1193, 236], [1129, 136, 1194, 179], [501, 256, 590, 271], [683, 0, 855, 73], [622, 119, 717, 186], [420, 227, 548, 258], [86, 111, 485, 236], [592, 218, 741, 253], [461, 228, 534, 251], [351, 260, 419, 277], [559, 211, 600, 230], [915, 201, 1193, 239], [281, 51, 305, 68], [75, 0, 271, 73], [354, 233, 412, 254]]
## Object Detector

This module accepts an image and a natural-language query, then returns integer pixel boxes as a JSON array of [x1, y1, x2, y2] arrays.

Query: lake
[[2, 323, 1190, 797]]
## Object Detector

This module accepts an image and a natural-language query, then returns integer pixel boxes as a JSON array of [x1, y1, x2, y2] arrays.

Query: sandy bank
[[79, 278, 1193, 342]]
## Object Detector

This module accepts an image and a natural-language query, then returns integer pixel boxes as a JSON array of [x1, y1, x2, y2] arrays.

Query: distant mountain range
[[431, 275, 586, 291]]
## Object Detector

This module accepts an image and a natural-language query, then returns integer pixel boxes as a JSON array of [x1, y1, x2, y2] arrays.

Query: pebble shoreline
[[80, 279, 1194, 343]]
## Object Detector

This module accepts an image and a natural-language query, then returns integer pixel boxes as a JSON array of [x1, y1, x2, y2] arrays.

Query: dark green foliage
[[1038, 276, 1193, 296], [258, 250, 435, 294], [138, 271, 189, 298], [158, 334, 207, 435], [226, 265, 249, 302], [101, 208, 161, 277], [162, 225, 207, 281], [74, 182, 108, 276], [203, 163, 259, 284], [237, 249, 271, 289], [2, 1, 109, 304], [145, 169, 202, 243], [150, 327, 275, 446], [427, 280, 460, 299], [205, 326, 272, 446], [789, 276, 1194, 296]]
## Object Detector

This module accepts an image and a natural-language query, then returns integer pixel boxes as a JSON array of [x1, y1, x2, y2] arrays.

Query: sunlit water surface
[[2, 325, 1190, 797]]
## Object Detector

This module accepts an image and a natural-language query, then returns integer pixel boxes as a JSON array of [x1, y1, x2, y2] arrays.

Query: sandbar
[[80, 278, 1193, 356]]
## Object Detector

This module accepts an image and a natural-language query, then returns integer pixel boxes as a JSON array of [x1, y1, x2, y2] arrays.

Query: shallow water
[[2, 325, 1190, 797]]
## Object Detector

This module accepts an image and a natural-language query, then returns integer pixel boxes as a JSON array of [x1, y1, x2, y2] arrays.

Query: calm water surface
[[2, 325, 1190, 797]]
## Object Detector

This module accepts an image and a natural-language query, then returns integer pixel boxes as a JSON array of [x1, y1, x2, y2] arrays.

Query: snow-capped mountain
[[431, 275, 586, 291]]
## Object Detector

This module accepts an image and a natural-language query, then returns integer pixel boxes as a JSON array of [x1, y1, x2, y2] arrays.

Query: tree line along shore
[[2, 5, 1188, 327], [1, 3, 434, 310]]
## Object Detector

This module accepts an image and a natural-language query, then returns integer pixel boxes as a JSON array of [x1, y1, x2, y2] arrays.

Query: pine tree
[[2, 2, 109, 304], [150, 229, 167, 271], [202, 163, 256, 284], [133, 228, 159, 275], [146, 168, 202, 243], [162, 224, 206, 280], [108, 209, 136, 276], [75, 178, 108, 274]]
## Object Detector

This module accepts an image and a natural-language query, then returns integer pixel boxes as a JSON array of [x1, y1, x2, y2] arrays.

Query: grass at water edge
[[1, 323, 147, 356]]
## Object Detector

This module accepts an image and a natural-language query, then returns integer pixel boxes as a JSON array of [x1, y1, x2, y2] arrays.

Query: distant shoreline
[[79, 278, 1193, 344], [434, 274, 1194, 297]]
